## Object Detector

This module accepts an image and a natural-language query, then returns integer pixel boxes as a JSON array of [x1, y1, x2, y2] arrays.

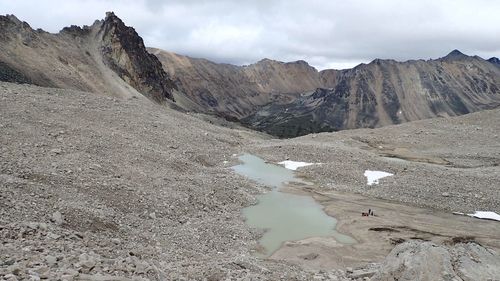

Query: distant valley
[[152, 49, 500, 138], [1, 13, 500, 138]]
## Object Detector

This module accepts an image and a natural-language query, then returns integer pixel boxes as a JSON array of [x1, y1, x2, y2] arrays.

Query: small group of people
[[362, 208, 375, 216]]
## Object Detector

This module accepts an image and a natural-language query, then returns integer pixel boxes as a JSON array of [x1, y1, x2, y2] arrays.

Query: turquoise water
[[231, 154, 300, 188], [232, 154, 356, 256]]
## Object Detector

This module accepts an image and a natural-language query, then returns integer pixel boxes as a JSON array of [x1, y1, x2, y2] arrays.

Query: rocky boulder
[[372, 241, 500, 281]]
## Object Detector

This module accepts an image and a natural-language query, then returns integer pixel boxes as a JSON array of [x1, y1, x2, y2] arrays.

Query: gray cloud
[[2, 0, 499, 70]]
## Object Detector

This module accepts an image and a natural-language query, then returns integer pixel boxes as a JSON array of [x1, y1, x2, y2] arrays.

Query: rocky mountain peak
[[488, 57, 500, 66], [448, 49, 465, 56], [99, 11, 143, 48], [368, 58, 386, 66], [286, 59, 317, 71], [0, 13, 177, 103], [289, 60, 309, 66], [101, 11, 130, 34], [0, 14, 34, 35], [60, 25, 91, 36], [255, 58, 277, 65], [0, 14, 43, 47], [97, 12, 176, 102], [105, 11, 119, 21], [1, 14, 23, 25], [443, 49, 468, 60]]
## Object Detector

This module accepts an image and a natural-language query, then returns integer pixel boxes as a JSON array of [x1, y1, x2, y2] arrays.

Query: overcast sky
[[2, 0, 499, 70]]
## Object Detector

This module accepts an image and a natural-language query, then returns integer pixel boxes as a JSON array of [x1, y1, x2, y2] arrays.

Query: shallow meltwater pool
[[232, 154, 356, 257]]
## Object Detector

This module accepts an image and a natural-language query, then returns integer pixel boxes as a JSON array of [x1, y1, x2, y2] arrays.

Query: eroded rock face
[[3, 13, 500, 137], [244, 52, 500, 137], [98, 12, 176, 102], [152, 47, 500, 138], [149, 48, 339, 118], [0, 13, 176, 102], [489, 57, 500, 67], [371, 241, 500, 281], [0, 61, 32, 84], [450, 243, 500, 281]]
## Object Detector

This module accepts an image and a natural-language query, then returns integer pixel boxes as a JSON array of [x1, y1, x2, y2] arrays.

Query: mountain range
[[0, 12, 176, 103], [244, 51, 500, 137], [1, 13, 500, 137]]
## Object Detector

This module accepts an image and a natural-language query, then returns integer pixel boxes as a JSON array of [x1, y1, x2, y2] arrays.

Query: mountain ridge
[[149, 47, 339, 118], [0, 12, 176, 102], [488, 57, 500, 67], [1, 13, 500, 138], [244, 52, 500, 137], [151, 47, 500, 137]]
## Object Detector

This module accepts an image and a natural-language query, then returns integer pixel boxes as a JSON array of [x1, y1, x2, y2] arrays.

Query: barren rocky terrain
[[2, 12, 500, 140], [1, 12, 499, 281], [1, 81, 499, 280], [252, 107, 500, 213], [0, 82, 322, 280]]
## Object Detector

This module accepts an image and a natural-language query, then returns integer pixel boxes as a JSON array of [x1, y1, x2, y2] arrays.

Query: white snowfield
[[364, 170, 394, 185], [467, 211, 500, 221], [278, 160, 316, 170]]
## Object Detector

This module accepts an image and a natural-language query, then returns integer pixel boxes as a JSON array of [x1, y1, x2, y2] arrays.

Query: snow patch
[[364, 170, 394, 185], [278, 160, 316, 171], [467, 211, 500, 222]]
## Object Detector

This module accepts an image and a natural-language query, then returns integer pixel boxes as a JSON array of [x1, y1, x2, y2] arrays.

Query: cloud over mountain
[[1, 0, 499, 70]]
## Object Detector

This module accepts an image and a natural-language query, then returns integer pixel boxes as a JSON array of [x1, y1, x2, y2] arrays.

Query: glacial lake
[[232, 154, 356, 257]]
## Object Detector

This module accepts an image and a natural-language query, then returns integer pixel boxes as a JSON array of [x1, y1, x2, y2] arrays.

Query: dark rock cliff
[[149, 48, 336, 118], [98, 12, 176, 102], [0, 13, 176, 102], [488, 57, 500, 67]]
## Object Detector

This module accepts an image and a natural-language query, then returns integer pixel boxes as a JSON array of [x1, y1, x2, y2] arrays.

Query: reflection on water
[[232, 154, 356, 257]]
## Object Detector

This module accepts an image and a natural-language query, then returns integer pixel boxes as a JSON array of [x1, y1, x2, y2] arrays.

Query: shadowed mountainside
[[243, 50, 500, 137], [488, 57, 500, 67], [1, 13, 499, 138], [149, 48, 339, 118], [0, 12, 176, 102], [151, 49, 500, 138]]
